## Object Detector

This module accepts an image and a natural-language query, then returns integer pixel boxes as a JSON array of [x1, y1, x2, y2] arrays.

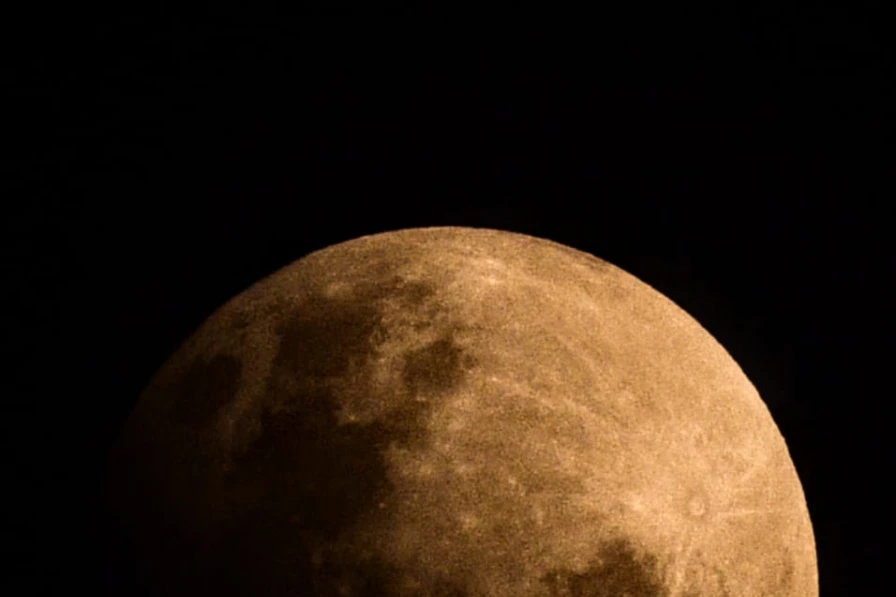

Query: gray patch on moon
[[165, 273, 479, 595], [401, 335, 478, 398], [538, 535, 737, 597], [541, 537, 669, 597]]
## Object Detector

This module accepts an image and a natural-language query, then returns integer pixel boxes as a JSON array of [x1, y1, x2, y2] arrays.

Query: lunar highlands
[[106, 227, 818, 596]]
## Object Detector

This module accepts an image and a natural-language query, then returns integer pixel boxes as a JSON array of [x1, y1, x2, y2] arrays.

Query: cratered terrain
[[106, 226, 817, 596]]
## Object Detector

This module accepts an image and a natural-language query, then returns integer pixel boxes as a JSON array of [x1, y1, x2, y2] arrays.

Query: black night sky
[[7, 9, 892, 597]]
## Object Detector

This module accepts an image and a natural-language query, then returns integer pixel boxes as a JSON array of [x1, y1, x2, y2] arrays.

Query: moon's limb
[[106, 226, 817, 597]]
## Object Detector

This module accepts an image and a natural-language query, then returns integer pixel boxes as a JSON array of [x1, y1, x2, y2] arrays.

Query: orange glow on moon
[[106, 227, 817, 596]]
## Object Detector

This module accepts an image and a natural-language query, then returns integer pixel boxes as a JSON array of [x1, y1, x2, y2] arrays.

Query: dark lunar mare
[[114, 274, 481, 596], [540, 537, 675, 597]]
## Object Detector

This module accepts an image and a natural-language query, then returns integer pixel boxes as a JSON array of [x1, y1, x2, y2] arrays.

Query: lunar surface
[[106, 227, 818, 596]]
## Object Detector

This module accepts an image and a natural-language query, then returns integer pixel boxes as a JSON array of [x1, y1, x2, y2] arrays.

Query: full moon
[[106, 227, 818, 596]]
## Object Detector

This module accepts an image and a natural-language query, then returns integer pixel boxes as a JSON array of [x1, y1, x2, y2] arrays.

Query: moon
[[106, 227, 818, 596]]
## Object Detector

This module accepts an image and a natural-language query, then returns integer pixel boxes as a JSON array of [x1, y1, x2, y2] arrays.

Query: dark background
[[6, 8, 892, 596]]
